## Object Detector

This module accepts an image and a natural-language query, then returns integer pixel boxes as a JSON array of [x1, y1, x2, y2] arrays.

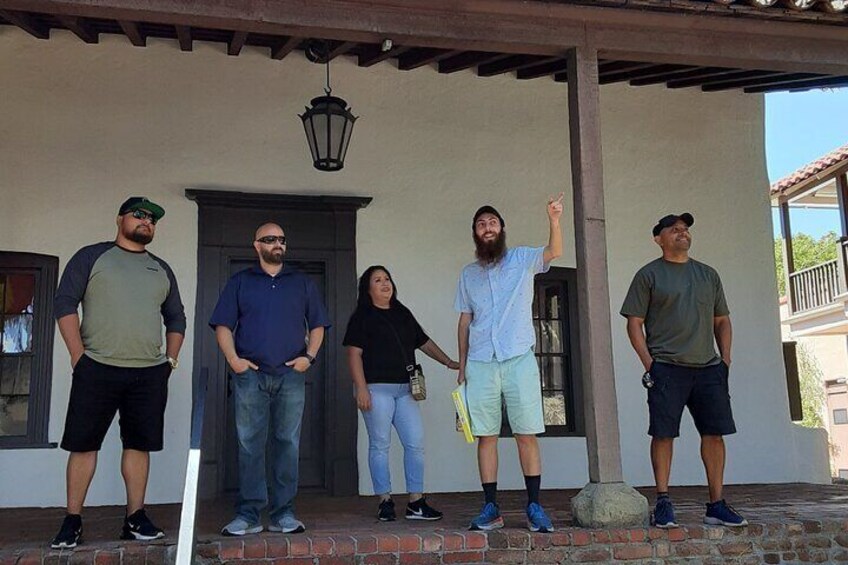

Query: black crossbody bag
[[376, 311, 427, 401]]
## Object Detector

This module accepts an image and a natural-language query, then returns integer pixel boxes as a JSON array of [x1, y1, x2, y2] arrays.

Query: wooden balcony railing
[[789, 250, 846, 314]]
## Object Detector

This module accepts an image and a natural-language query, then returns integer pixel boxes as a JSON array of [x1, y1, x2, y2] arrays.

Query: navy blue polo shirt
[[209, 264, 331, 376]]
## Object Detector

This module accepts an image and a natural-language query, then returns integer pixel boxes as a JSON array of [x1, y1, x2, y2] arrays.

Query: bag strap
[[374, 309, 415, 373]]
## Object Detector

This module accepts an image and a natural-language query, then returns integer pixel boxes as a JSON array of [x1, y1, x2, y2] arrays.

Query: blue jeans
[[232, 369, 306, 523], [360, 383, 425, 495]]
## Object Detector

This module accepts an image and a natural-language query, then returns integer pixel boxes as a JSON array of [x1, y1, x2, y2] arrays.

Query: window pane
[[0, 395, 28, 436], [1, 356, 31, 395], [542, 284, 562, 319], [2, 315, 33, 353], [834, 409, 848, 425], [542, 391, 567, 426], [539, 320, 562, 354], [840, 469, 848, 480], [3, 274, 35, 315], [538, 355, 564, 391]]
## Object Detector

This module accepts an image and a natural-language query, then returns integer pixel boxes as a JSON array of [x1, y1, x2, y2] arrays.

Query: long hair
[[354, 265, 400, 313]]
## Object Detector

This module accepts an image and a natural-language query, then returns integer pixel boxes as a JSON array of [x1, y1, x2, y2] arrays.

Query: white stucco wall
[[0, 29, 828, 507]]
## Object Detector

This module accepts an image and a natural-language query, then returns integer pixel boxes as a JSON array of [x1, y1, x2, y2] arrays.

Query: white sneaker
[[268, 513, 306, 534], [221, 517, 263, 536]]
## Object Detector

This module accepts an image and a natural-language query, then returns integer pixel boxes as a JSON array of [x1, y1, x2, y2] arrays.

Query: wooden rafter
[[358, 44, 410, 67], [667, 69, 777, 88], [175, 24, 192, 51], [701, 71, 820, 91], [439, 52, 511, 74], [745, 74, 848, 93], [599, 63, 691, 84], [326, 41, 356, 60], [0, 9, 49, 39], [628, 66, 732, 86], [57, 15, 98, 43], [516, 59, 570, 79], [227, 30, 248, 56], [397, 48, 457, 70], [117, 20, 145, 46], [270, 35, 301, 60], [477, 55, 560, 77]]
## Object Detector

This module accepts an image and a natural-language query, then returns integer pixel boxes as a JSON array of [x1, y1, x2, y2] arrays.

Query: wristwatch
[[167, 356, 179, 370], [305, 353, 316, 365]]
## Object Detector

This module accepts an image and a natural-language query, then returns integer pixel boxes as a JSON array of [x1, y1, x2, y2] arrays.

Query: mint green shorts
[[466, 350, 545, 436]]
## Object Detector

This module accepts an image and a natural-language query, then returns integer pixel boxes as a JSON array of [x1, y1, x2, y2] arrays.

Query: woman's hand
[[356, 386, 372, 411], [446, 359, 460, 370]]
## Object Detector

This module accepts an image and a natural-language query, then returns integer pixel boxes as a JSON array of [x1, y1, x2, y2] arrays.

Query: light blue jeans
[[232, 369, 306, 524], [360, 383, 425, 495]]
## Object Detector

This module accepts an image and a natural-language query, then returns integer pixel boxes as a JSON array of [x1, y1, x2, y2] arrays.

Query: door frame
[[186, 189, 371, 498]]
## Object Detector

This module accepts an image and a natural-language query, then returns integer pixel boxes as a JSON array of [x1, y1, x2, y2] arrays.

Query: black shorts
[[60, 355, 171, 452], [647, 361, 736, 438]]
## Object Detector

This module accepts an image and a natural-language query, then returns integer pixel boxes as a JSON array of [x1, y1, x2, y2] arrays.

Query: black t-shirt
[[342, 304, 430, 384]]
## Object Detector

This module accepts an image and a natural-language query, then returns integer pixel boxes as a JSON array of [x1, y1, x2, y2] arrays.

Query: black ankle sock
[[482, 482, 498, 505], [524, 475, 541, 505]]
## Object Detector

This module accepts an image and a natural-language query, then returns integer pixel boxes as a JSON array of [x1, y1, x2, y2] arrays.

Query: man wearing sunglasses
[[51, 197, 186, 549], [210, 222, 330, 536]]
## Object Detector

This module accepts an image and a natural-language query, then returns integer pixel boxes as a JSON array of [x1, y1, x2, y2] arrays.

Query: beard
[[260, 247, 284, 265], [126, 226, 154, 245], [474, 230, 507, 264]]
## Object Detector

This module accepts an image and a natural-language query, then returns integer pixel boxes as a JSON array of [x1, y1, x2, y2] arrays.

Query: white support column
[[567, 45, 649, 528]]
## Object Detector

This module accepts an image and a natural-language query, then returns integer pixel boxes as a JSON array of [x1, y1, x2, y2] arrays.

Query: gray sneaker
[[221, 517, 263, 536], [268, 513, 306, 534]]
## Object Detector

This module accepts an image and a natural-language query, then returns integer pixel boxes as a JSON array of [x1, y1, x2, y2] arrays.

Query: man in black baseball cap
[[119, 197, 165, 221], [652, 212, 693, 237]]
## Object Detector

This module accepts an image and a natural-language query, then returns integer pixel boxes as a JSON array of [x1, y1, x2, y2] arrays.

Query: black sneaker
[[51, 514, 82, 549], [406, 497, 443, 521], [120, 509, 165, 541], [378, 498, 396, 522]]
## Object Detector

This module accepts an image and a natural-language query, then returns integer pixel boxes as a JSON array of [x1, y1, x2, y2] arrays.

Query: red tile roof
[[770, 143, 848, 195]]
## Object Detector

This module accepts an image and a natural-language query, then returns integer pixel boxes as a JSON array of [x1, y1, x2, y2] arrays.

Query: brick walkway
[[2, 484, 847, 563]]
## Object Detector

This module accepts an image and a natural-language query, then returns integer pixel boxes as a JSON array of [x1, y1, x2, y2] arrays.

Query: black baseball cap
[[652, 212, 693, 237], [472, 205, 505, 229], [119, 197, 165, 221]]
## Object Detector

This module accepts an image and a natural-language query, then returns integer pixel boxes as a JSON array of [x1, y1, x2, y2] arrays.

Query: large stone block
[[571, 482, 650, 529]]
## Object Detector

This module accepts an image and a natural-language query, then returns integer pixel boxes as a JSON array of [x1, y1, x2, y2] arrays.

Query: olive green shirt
[[620, 257, 729, 367]]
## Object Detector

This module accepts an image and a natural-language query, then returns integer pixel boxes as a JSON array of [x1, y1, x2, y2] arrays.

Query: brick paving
[[1, 484, 847, 563]]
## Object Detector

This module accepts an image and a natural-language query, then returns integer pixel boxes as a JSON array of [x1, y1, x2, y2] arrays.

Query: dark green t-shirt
[[620, 257, 729, 367]]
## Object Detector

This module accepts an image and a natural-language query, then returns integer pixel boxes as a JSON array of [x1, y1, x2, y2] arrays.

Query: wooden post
[[779, 200, 796, 311], [836, 173, 848, 294], [567, 46, 648, 527]]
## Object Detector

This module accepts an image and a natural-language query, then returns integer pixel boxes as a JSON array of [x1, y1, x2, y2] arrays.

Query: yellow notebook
[[452, 383, 474, 444]]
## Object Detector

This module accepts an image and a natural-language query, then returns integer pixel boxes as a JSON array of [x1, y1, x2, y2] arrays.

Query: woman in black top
[[344, 265, 458, 522]]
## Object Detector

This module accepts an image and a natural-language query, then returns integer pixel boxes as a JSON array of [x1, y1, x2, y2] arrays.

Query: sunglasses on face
[[256, 235, 287, 245], [130, 209, 157, 224]]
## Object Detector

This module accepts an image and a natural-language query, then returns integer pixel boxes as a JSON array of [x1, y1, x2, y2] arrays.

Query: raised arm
[[543, 192, 564, 264]]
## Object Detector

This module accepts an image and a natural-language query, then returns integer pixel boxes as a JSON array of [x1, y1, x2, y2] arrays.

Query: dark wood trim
[[438, 52, 511, 74], [744, 75, 848, 93], [628, 66, 731, 86], [782, 342, 803, 422], [516, 58, 570, 79], [326, 40, 356, 60], [0, 252, 59, 450], [270, 35, 302, 59], [118, 19, 145, 46], [397, 48, 457, 70], [667, 69, 776, 89], [357, 44, 409, 67], [779, 201, 796, 313], [227, 30, 248, 56], [837, 173, 848, 239], [701, 72, 820, 92], [57, 15, 98, 43], [599, 63, 691, 84], [0, 9, 50, 39], [175, 24, 192, 51], [477, 55, 559, 77], [185, 189, 372, 212]]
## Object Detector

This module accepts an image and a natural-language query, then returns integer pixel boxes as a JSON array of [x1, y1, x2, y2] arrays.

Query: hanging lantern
[[299, 41, 358, 172]]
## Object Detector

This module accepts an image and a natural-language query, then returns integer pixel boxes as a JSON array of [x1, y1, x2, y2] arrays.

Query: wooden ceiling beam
[[175, 24, 192, 51], [744, 74, 848, 93], [516, 58, 570, 79], [57, 15, 98, 43], [117, 19, 145, 46], [667, 69, 776, 88], [0, 9, 50, 39], [701, 71, 820, 91], [439, 52, 511, 74], [600, 63, 691, 84], [597, 61, 654, 74], [628, 66, 732, 86], [358, 44, 410, 67], [326, 40, 356, 60], [477, 55, 560, 77], [270, 35, 301, 60], [397, 48, 457, 70], [227, 30, 248, 56]]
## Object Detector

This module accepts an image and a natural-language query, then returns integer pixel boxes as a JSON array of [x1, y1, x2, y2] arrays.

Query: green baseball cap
[[119, 197, 165, 221]]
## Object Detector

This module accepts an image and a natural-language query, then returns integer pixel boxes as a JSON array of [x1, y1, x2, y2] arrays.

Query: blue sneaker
[[468, 502, 504, 531], [652, 497, 678, 529], [526, 502, 554, 533], [704, 499, 748, 527]]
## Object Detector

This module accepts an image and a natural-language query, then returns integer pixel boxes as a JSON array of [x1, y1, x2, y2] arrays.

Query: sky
[[767, 88, 848, 239]]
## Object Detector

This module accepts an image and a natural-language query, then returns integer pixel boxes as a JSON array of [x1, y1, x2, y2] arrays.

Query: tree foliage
[[795, 343, 826, 429], [774, 231, 840, 297]]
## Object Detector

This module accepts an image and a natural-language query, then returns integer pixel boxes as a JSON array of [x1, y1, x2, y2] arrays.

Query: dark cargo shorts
[[60, 354, 171, 452], [647, 360, 736, 438]]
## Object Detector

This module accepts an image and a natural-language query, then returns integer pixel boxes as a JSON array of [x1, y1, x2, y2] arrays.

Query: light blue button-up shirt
[[454, 246, 550, 363]]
